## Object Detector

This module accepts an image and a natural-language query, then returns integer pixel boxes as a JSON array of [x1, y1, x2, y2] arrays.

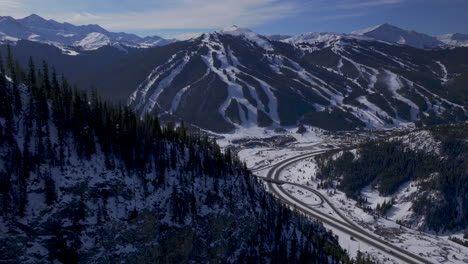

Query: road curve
[[249, 143, 325, 172], [259, 151, 432, 264], [256, 177, 324, 206]]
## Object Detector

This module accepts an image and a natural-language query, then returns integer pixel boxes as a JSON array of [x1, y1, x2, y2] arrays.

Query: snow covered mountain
[[74, 32, 111, 50], [437, 33, 468, 47], [0, 14, 177, 51], [352, 23, 443, 49], [124, 25, 468, 133], [2, 20, 467, 133], [2, 15, 467, 54], [282, 32, 372, 49]]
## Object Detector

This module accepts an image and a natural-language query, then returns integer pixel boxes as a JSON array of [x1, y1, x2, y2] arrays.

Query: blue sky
[[1, 0, 467, 38]]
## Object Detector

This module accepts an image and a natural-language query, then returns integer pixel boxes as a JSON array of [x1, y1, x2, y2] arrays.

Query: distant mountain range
[[352, 23, 468, 48], [1, 14, 467, 55], [1, 15, 468, 133], [0, 14, 177, 53], [268, 23, 468, 49]]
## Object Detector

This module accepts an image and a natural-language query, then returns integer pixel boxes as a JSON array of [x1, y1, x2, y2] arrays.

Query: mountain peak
[[380, 23, 396, 27], [20, 13, 49, 23], [0, 16, 18, 23], [352, 23, 442, 48], [23, 13, 43, 19], [351, 23, 399, 35], [219, 25, 254, 35], [225, 25, 240, 30], [217, 25, 273, 50]]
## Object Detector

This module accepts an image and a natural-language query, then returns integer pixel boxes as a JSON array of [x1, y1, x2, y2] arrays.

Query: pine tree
[[6, 44, 17, 84], [41, 60, 51, 97], [44, 172, 57, 205], [0, 52, 8, 117], [0, 51, 5, 74], [0, 73, 14, 133], [27, 57, 36, 89], [14, 59, 24, 83], [4, 46, 22, 113], [190, 190, 197, 215], [0, 172, 12, 216]]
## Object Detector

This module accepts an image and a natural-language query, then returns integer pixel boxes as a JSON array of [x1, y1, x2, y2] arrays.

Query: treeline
[[0, 47, 356, 263], [315, 124, 468, 232]]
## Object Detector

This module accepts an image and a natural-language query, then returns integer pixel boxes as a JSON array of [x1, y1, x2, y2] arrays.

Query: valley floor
[[216, 126, 468, 264]]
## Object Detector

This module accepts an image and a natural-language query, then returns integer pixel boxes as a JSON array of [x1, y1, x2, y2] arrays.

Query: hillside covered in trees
[[0, 48, 354, 263], [315, 124, 468, 232]]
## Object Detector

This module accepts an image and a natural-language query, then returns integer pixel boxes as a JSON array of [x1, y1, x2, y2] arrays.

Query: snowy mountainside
[[74, 32, 111, 50], [283, 32, 369, 47], [0, 14, 177, 52], [127, 26, 468, 133], [0, 67, 348, 263]]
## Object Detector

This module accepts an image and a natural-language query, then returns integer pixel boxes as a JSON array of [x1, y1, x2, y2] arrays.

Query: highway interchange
[[253, 150, 433, 264]]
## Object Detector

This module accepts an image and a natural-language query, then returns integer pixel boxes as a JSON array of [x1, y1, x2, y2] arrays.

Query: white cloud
[[290, 0, 405, 24], [68, 12, 102, 22], [0, 0, 23, 9], [0, 0, 407, 34], [337, 0, 404, 9], [19, 0, 300, 31]]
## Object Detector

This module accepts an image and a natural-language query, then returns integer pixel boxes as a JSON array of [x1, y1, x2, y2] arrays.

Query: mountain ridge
[[2, 15, 468, 55], [351, 23, 443, 49], [0, 14, 177, 52]]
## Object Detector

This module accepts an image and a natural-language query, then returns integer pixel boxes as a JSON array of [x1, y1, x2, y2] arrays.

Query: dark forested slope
[[0, 51, 351, 263]]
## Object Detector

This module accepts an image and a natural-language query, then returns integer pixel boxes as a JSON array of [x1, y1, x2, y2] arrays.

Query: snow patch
[[74, 32, 111, 50]]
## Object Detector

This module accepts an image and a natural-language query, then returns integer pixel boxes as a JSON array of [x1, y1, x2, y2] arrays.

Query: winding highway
[[255, 151, 432, 264]]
